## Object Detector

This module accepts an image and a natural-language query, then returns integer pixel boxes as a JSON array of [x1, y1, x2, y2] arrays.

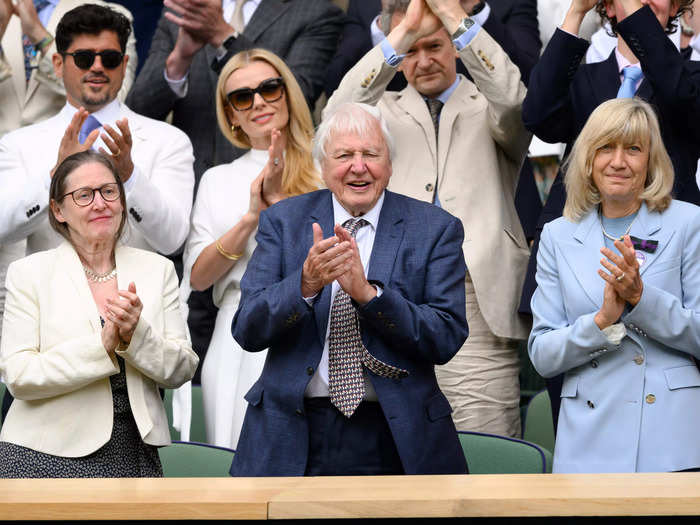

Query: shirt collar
[[434, 76, 460, 105], [61, 98, 122, 126], [614, 48, 641, 74], [331, 191, 385, 232]]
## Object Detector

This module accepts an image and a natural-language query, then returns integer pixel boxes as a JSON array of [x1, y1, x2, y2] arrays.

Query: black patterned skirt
[[0, 356, 162, 478]]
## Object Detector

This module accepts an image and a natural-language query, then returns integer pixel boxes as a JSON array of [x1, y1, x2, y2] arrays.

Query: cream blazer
[[0, 0, 137, 137], [0, 242, 199, 457], [325, 29, 532, 339]]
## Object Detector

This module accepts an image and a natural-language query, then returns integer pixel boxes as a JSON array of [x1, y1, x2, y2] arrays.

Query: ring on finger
[[616, 272, 625, 282]]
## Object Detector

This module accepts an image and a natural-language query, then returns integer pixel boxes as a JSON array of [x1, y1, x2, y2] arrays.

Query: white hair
[[313, 102, 395, 165]]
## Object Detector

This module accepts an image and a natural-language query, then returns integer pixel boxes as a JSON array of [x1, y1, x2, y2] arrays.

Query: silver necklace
[[599, 209, 635, 242], [83, 265, 117, 283]]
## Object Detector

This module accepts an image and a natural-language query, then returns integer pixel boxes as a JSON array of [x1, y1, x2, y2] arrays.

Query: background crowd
[[0, 0, 698, 477]]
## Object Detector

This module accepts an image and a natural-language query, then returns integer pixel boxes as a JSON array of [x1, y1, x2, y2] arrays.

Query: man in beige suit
[[325, 0, 531, 437]]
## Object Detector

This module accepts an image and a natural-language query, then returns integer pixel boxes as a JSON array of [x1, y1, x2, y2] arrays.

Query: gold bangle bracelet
[[216, 239, 243, 260]]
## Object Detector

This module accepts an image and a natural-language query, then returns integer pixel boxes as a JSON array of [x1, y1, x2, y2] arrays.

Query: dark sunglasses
[[226, 77, 285, 111], [61, 183, 121, 207], [62, 49, 125, 70]]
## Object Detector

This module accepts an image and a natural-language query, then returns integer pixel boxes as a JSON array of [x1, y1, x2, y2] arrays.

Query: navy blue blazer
[[230, 190, 469, 476], [520, 5, 700, 316]]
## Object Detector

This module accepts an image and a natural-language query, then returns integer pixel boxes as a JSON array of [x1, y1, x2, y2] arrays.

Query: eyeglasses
[[61, 183, 121, 207], [226, 77, 285, 111], [62, 50, 125, 70]]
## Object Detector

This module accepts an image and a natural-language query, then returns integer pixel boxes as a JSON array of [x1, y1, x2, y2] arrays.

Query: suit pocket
[[244, 380, 263, 406], [664, 365, 700, 390], [425, 392, 453, 422], [561, 375, 578, 398]]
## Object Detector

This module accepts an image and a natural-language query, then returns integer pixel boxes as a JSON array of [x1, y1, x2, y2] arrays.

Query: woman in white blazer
[[529, 98, 700, 473], [0, 150, 198, 477]]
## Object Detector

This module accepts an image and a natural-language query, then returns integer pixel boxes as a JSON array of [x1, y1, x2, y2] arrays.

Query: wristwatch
[[451, 17, 476, 41]]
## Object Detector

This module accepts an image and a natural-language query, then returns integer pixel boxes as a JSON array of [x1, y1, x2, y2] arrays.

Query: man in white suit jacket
[[325, 0, 531, 436], [0, 3, 194, 257]]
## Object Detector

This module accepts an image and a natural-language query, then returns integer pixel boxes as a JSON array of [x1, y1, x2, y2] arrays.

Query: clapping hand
[[599, 235, 644, 306], [105, 282, 143, 345], [300, 223, 353, 298], [51, 108, 100, 177], [261, 129, 286, 206], [99, 118, 135, 182], [335, 225, 377, 305]]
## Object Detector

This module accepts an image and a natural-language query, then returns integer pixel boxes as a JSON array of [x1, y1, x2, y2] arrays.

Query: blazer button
[[645, 394, 656, 404], [633, 355, 644, 365], [295, 408, 303, 416], [590, 359, 599, 368], [306, 366, 314, 376], [425, 183, 434, 192], [587, 400, 595, 409]]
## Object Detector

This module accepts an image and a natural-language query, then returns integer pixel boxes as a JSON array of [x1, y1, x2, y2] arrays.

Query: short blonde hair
[[215, 48, 319, 197], [563, 98, 673, 221]]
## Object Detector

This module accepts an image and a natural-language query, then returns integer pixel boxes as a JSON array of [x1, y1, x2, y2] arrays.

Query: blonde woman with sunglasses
[[183, 48, 320, 449]]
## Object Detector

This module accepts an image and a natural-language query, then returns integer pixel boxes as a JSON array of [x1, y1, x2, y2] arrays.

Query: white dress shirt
[[304, 192, 386, 399]]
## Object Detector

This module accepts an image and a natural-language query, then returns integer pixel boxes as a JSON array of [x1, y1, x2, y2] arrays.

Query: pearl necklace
[[83, 265, 117, 283]]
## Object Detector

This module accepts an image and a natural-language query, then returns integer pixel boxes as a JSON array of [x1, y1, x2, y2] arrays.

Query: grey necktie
[[328, 218, 409, 418]]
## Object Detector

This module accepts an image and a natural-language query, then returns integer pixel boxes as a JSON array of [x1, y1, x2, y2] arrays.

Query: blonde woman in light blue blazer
[[529, 98, 700, 473]]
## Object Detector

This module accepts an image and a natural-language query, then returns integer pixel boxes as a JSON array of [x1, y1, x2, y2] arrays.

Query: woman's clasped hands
[[101, 282, 143, 355], [594, 235, 644, 329]]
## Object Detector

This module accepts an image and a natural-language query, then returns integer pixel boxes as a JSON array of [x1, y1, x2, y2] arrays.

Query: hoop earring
[[231, 124, 238, 132]]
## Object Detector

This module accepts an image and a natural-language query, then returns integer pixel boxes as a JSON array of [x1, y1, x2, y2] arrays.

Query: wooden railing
[[1, 473, 700, 520]]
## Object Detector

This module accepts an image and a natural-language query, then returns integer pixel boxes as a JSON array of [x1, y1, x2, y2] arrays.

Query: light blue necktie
[[616, 67, 644, 99], [79, 115, 102, 145]]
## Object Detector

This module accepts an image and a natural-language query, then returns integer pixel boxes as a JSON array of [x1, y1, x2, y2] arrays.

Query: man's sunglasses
[[62, 50, 125, 70], [226, 77, 286, 111]]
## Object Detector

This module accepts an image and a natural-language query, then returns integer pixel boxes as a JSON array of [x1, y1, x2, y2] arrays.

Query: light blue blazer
[[529, 200, 700, 473]]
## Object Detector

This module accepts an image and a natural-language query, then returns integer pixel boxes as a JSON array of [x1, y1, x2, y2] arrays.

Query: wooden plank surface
[[267, 473, 700, 519], [0, 477, 299, 520], [2, 474, 700, 520]]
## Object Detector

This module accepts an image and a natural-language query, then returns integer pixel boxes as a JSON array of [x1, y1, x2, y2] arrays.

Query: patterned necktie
[[426, 98, 443, 203], [23, 0, 52, 83], [426, 98, 443, 141], [230, 0, 250, 34], [616, 67, 644, 99], [328, 218, 409, 418], [79, 115, 102, 145]]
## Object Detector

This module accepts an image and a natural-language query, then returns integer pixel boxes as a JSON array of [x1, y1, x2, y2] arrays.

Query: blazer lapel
[[629, 202, 674, 276], [367, 191, 404, 287], [243, 0, 291, 43], [59, 242, 102, 331], [559, 210, 606, 309], [590, 52, 622, 104], [310, 192, 335, 346], [396, 86, 437, 165], [121, 106, 146, 146]]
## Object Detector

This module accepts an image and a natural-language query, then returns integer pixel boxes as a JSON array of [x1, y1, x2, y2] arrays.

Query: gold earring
[[231, 124, 238, 132]]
